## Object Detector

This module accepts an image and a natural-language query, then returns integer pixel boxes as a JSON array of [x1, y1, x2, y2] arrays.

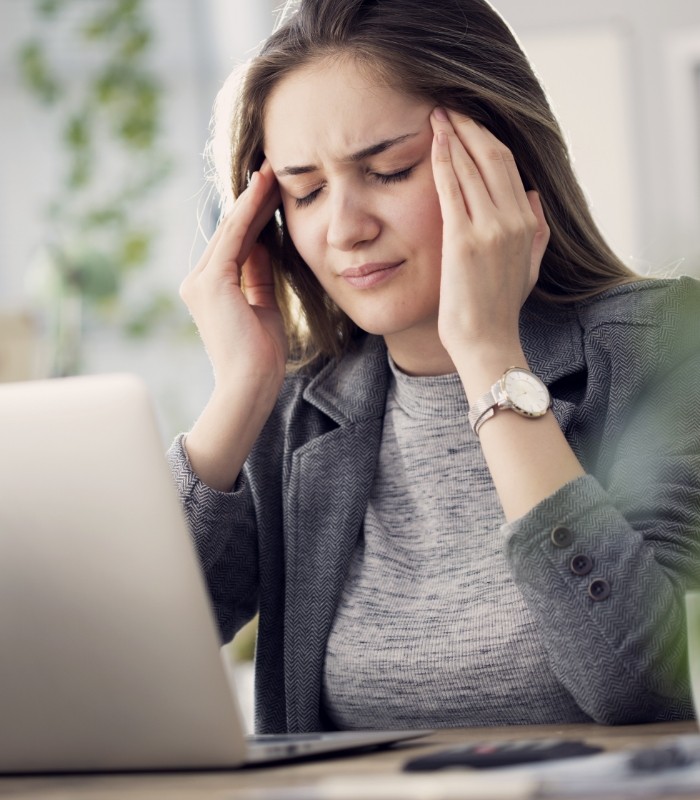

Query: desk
[[0, 720, 697, 799]]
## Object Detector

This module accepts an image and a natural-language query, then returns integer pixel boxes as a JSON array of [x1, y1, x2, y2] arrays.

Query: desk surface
[[1, 720, 697, 800]]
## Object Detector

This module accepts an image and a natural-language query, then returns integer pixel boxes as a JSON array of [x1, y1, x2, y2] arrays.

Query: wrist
[[185, 375, 282, 492], [452, 343, 528, 404], [467, 364, 551, 436], [212, 364, 284, 411]]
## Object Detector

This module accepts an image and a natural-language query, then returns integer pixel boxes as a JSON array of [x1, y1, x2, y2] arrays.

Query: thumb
[[241, 244, 278, 310]]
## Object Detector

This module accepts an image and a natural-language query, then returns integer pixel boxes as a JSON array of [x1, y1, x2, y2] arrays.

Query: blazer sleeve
[[166, 433, 259, 642], [503, 290, 700, 724]]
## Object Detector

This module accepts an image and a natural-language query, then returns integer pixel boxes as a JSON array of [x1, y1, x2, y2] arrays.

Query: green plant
[[18, 0, 191, 375]]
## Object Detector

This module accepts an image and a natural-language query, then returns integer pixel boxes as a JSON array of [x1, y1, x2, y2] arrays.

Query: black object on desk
[[403, 738, 603, 771]]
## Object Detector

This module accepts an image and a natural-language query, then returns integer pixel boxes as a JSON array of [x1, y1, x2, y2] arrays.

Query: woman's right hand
[[180, 161, 286, 399], [179, 161, 287, 491]]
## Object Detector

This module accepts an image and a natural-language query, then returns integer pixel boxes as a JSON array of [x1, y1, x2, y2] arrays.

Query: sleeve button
[[570, 554, 593, 576], [588, 578, 611, 601], [551, 526, 573, 548]]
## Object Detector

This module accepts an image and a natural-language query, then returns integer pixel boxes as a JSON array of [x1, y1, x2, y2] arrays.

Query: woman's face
[[263, 56, 444, 344]]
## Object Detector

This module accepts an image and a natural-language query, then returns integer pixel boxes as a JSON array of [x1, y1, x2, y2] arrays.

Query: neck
[[383, 324, 456, 377]]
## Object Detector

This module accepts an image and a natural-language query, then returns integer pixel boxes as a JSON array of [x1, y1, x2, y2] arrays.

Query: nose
[[326, 187, 381, 251]]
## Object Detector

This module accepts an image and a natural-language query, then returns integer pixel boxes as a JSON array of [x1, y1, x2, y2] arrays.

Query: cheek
[[282, 201, 317, 260], [281, 203, 331, 288], [397, 182, 443, 249], [421, 180, 443, 231]]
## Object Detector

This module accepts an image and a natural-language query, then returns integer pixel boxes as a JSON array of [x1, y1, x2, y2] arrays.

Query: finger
[[192, 159, 279, 276], [446, 110, 528, 217], [204, 175, 264, 286], [431, 109, 493, 219], [430, 112, 474, 230], [242, 243, 279, 310], [191, 208, 231, 275], [238, 169, 282, 264], [202, 169, 280, 286], [190, 173, 259, 277]]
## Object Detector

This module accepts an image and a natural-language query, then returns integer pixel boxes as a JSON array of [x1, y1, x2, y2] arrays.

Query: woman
[[169, 0, 700, 733]]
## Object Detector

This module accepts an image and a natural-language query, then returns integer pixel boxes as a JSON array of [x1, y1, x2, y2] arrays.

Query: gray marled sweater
[[323, 359, 588, 727], [168, 278, 700, 733]]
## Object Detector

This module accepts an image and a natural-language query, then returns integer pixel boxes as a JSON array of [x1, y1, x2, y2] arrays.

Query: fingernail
[[433, 107, 448, 121], [437, 130, 448, 146]]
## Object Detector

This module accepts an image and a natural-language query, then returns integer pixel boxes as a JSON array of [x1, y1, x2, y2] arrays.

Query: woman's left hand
[[429, 109, 585, 523], [430, 108, 550, 365]]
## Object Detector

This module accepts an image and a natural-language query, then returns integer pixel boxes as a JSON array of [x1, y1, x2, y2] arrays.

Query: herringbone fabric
[[168, 277, 700, 733], [322, 362, 592, 728]]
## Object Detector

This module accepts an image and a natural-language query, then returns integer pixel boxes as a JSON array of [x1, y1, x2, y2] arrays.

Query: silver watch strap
[[467, 386, 498, 434]]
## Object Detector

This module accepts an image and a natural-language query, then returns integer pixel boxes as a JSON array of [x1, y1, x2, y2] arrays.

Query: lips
[[340, 261, 404, 289]]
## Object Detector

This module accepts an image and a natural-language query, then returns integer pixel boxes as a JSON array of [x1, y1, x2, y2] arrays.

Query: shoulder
[[576, 276, 700, 333], [259, 334, 388, 445], [522, 277, 699, 384], [562, 277, 700, 430], [574, 277, 700, 370]]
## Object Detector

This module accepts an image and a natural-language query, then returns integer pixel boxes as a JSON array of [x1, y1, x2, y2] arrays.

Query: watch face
[[502, 369, 550, 417]]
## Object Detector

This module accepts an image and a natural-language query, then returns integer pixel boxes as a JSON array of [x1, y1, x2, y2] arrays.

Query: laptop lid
[[0, 374, 250, 772]]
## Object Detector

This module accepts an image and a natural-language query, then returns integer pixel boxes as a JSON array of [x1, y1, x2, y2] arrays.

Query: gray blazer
[[169, 277, 700, 733]]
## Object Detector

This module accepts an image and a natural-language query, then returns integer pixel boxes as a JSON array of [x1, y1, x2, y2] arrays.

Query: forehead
[[263, 57, 432, 163]]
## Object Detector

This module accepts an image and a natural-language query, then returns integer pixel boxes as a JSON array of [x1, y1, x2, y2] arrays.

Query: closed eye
[[295, 186, 324, 209], [293, 166, 417, 209], [373, 166, 415, 185]]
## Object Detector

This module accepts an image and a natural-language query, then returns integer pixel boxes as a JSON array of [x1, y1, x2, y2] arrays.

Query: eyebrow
[[275, 132, 420, 177]]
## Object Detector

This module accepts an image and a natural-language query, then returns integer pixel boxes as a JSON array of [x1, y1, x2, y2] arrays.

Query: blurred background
[[2, 0, 700, 734], [2, 0, 700, 441], [0, 0, 276, 442]]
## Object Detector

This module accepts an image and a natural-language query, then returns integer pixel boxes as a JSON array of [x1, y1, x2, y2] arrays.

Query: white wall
[[0, 0, 276, 441], [498, 0, 700, 275], [522, 27, 639, 266]]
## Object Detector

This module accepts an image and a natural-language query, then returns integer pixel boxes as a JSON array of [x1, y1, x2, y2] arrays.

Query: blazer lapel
[[280, 308, 587, 731], [283, 337, 389, 731], [520, 298, 586, 437]]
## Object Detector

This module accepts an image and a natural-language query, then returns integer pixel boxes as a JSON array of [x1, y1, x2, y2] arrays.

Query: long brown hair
[[208, 0, 639, 363]]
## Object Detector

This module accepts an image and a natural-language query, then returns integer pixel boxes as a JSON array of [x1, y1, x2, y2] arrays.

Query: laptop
[[0, 373, 427, 773]]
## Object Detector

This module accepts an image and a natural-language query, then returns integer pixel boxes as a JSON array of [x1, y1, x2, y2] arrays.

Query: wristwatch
[[468, 367, 551, 436]]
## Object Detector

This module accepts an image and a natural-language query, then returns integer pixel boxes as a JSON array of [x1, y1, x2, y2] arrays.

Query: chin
[[350, 315, 403, 338], [352, 317, 426, 340], [339, 300, 439, 340], [354, 321, 392, 337]]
